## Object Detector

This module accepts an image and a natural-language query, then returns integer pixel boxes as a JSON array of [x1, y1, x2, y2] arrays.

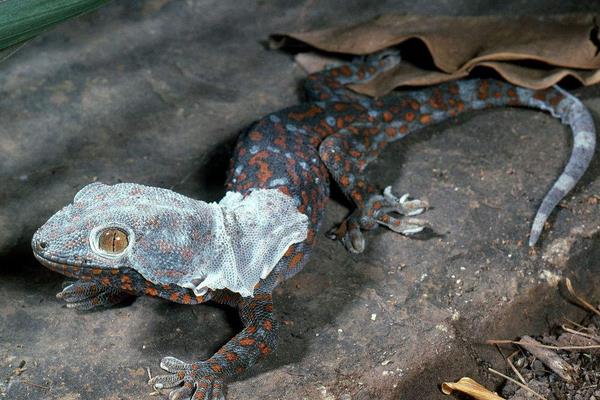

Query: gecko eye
[[97, 228, 129, 254]]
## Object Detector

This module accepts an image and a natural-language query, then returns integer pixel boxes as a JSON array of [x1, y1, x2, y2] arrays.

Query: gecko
[[31, 50, 596, 400]]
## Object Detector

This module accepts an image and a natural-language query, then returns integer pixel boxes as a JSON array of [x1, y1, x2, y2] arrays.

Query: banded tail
[[453, 81, 596, 246], [517, 86, 596, 246]]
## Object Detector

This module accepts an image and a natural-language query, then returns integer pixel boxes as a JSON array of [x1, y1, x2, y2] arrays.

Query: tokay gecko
[[32, 51, 596, 399]]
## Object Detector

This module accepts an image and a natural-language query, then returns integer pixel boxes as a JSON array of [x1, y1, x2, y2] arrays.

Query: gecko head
[[32, 182, 214, 302]]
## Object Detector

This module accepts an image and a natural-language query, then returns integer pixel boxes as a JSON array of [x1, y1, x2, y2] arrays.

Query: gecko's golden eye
[[97, 228, 129, 254]]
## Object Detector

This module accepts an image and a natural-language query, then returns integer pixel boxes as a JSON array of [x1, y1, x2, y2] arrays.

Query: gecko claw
[[343, 225, 365, 254], [382, 186, 428, 216]]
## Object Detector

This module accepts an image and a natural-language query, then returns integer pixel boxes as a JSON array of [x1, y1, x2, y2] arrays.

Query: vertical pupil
[[99, 229, 128, 253]]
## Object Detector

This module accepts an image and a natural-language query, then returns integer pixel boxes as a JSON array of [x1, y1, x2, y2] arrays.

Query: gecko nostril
[[38, 241, 48, 251]]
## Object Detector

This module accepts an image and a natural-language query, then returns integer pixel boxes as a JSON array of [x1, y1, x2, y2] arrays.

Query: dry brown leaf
[[272, 14, 600, 96], [441, 377, 504, 399]]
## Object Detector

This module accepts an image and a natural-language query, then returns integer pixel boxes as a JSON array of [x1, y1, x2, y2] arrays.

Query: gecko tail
[[521, 86, 596, 246]]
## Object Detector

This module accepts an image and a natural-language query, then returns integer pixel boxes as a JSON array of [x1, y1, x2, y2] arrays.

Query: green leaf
[[0, 0, 113, 55]]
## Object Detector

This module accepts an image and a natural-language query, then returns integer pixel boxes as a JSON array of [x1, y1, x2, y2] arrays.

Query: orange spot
[[478, 81, 489, 100], [170, 293, 179, 302], [182, 294, 192, 304], [274, 134, 286, 148], [263, 320, 273, 331], [258, 343, 271, 355], [333, 103, 348, 112], [248, 131, 263, 141], [210, 364, 223, 373], [247, 326, 257, 334], [550, 95, 563, 106], [339, 175, 350, 187], [225, 352, 238, 362], [419, 114, 432, 124], [349, 149, 361, 158], [382, 111, 393, 122], [288, 253, 303, 269], [91, 268, 101, 276], [340, 65, 352, 76], [239, 338, 256, 346], [336, 118, 344, 129], [404, 112, 415, 122], [507, 88, 517, 98], [248, 150, 273, 185], [352, 190, 363, 203], [145, 287, 158, 297], [101, 277, 111, 286], [410, 100, 420, 110], [399, 125, 408, 134]]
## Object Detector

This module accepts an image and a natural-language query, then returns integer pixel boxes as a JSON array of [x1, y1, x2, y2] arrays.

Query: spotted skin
[[32, 50, 595, 399]]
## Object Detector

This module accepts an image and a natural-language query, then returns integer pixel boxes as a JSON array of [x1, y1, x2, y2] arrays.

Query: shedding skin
[[31, 50, 595, 399]]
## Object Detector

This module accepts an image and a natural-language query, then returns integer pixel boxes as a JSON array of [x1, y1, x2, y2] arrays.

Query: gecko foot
[[57, 280, 133, 310], [149, 357, 225, 400], [329, 186, 429, 254], [363, 48, 402, 70]]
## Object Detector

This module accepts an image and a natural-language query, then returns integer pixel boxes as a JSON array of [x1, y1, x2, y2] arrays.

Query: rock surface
[[1, 1, 600, 399]]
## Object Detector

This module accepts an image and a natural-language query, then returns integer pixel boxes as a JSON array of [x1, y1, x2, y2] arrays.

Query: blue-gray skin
[[31, 51, 596, 399]]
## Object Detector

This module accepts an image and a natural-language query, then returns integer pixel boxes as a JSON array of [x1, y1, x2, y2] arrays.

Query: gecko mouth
[[31, 237, 111, 278], [32, 251, 100, 278]]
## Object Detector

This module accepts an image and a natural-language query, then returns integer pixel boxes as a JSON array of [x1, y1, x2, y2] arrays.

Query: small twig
[[488, 368, 547, 400], [581, 384, 599, 390], [506, 351, 526, 385], [565, 278, 600, 317], [19, 380, 50, 390], [561, 325, 600, 342], [487, 339, 600, 350], [563, 318, 589, 331], [146, 368, 163, 396]]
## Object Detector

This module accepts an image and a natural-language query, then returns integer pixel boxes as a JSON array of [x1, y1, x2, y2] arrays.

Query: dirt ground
[[1, 1, 600, 399]]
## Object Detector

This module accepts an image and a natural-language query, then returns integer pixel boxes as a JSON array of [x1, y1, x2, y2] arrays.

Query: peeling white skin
[[33, 183, 309, 297]]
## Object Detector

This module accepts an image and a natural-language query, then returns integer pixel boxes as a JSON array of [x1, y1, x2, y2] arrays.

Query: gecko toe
[[160, 356, 190, 372], [149, 372, 184, 389], [343, 225, 365, 254]]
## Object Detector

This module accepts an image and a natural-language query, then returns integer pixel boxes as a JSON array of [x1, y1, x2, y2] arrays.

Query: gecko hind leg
[[319, 130, 429, 253], [303, 48, 402, 102]]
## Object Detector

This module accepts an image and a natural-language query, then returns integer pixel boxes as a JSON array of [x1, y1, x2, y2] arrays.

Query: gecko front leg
[[57, 280, 134, 310], [149, 293, 278, 400]]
